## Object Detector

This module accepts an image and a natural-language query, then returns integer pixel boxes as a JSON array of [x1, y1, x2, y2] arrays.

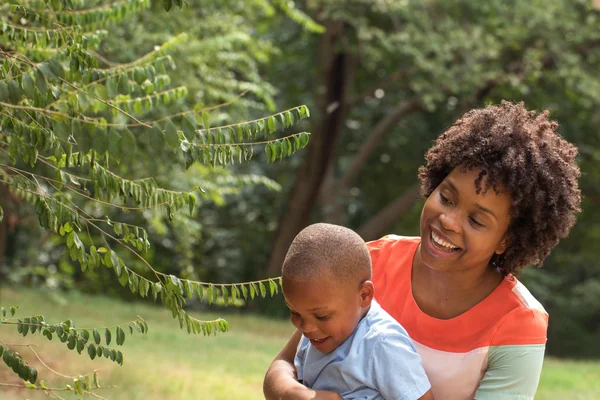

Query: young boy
[[282, 223, 433, 400]]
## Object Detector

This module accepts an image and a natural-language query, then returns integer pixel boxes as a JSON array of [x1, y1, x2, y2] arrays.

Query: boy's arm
[[263, 329, 343, 400], [371, 333, 432, 400]]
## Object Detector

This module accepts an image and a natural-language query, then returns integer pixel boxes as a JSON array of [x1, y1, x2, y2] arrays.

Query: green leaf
[[110, 250, 119, 270], [259, 282, 267, 298], [267, 116, 277, 133], [182, 114, 196, 138], [128, 274, 139, 294], [300, 105, 310, 118], [67, 334, 77, 350], [38, 63, 56, 79], [22, 74, 35, 98], [202, 111, 211, 129], [116, 326, 125, 346], [76, 338, 85, 353], [164, 120, 179, 148], [163, 0, 172, 11], [7, 80, 21, 104], [49, 58, 65, 79], [35, 68, 48, 96], [149, 124, 165, 152], [151, 282, 162, 301], [87, 344, 97, 360], [265, 143, 274, 163], [118, 74, 130, 95], [133, 67, 146, 85], [106, 76, 117, 99], [0, 82, 8, 102], [121, 129, 136, 155], [92, 127, 108, 155], [269, 279, 278, 296], [105, 329, 111, 346], [93, 330, 101, 345], [139, 278, 150, 298], [221, 285, 229, 306]]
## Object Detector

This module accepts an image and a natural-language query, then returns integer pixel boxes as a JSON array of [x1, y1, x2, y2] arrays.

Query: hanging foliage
[[0, 0, 319, 394]]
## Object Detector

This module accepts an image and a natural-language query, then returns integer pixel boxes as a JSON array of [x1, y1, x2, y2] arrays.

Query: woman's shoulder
[[366, 235, 420, 253], [367, 235, 420, 277], [489, 277, 549, 346]]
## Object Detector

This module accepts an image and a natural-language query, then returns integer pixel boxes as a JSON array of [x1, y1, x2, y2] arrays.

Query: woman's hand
[[263, 329, 306, 399], [263, 329, 343, 400], [311, 390, 343, 400]]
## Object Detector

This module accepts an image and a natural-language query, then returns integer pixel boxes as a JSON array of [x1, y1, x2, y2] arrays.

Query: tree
[[0, 0, 317, 395], [264, 0, 600, 278], [261, 0, 600, 357]]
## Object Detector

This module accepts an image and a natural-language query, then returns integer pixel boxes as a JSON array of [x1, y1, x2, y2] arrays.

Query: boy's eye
[[315, 315, 330, 321]]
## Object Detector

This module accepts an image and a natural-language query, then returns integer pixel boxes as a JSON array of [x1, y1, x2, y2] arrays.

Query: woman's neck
[[411, 244, 503, 320]]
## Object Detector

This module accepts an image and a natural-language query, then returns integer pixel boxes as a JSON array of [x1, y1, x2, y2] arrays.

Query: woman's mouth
[[430, 230, 460, 252]]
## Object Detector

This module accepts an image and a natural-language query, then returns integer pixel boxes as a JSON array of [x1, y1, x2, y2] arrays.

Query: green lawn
[[1, 287, 598, 399]]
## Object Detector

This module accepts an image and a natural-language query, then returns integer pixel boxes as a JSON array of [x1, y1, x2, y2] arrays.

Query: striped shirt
[[368, 236, 547, 400]]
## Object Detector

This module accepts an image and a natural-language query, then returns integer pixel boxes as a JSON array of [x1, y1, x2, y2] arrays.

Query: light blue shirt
[[294, 300, 431, 400]]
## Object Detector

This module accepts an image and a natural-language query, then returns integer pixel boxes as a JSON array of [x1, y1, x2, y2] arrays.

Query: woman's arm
[[263, 329, 342, 400], [474, 344, 545, 400]]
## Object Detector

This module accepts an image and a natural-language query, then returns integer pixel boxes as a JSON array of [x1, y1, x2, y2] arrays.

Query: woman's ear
[[495, 234, 511, 255], [359, 281, 374, 308]]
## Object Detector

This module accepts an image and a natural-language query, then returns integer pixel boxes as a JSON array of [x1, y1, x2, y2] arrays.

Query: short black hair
[[282, 223, 372, 286], [418, 101, 581, 275]]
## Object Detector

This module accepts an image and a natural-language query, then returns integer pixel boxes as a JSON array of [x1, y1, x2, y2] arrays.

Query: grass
[[1, 287, 598, 399]]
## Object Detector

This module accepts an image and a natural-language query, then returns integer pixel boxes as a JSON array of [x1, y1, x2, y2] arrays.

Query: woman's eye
[[469, 216, 484, 227], [439, 193, 452, 205]]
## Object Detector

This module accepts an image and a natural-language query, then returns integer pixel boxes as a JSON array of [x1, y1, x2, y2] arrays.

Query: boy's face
[[282, 272, 373, 354]]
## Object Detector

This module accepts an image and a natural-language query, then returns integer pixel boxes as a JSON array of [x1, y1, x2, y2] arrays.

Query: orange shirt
[[368, 235, 548, 400]]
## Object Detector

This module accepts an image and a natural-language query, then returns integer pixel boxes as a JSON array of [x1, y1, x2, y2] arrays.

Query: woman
[[263, 102, 582, 400]]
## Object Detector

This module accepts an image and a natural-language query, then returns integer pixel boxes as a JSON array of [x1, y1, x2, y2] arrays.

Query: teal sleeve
[[474, 344, 545, 400]]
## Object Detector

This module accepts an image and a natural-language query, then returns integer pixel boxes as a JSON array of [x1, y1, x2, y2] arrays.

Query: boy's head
[[282, 223, 374, 354]]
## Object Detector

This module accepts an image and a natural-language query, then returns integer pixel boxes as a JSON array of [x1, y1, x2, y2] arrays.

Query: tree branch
[[330, 98, 422, 196], [346, 70, 407, 108], [357, 183, 420, 241]]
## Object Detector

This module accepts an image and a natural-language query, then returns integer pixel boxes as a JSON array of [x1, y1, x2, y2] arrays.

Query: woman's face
[[419, 166, 512, 274]]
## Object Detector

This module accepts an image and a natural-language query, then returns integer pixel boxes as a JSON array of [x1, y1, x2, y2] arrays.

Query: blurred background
[[1, 0, 599, 398]]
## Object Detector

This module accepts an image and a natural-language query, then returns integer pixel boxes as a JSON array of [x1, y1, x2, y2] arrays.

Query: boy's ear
[[359, 280, 374, 308]]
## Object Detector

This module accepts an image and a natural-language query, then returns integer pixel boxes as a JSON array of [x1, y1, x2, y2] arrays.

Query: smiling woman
[[264, 101, 583, 400]]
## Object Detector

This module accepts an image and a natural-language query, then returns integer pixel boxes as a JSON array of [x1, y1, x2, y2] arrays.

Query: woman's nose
[[440, 212, 461, 233]]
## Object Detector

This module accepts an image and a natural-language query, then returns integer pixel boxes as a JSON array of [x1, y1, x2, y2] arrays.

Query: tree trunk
[[264, 21, 353, 276]]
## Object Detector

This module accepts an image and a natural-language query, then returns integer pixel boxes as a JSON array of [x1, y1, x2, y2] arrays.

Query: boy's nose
[[298, 320, 318, 335]]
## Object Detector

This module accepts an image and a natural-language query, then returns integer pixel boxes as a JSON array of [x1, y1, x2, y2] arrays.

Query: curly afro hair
[[418, 101, 581, 275]]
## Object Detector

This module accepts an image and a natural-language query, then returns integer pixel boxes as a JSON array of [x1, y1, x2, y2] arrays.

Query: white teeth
[[431, 231, 458, 250]]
